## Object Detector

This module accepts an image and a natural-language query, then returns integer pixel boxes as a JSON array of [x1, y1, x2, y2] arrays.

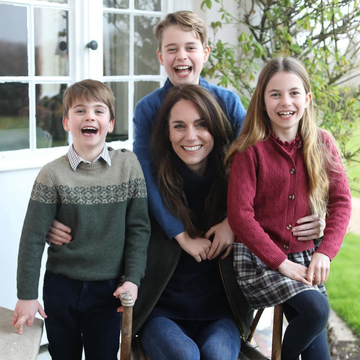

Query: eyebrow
[[170, 118, 204, 124], [164, 41, 198, 48], [268, 87, 302, 92], [72, 103, 107, 108]]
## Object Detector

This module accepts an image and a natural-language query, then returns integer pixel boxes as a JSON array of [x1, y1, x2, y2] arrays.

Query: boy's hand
[[45, 219, 72, 246], [205, 217, 235, 260], [175, 232, 211, 262], [292, 214, 325, 241], [114, 281, 138, 313], [12, 300, 47, 334], [306, 252, 330, 285]]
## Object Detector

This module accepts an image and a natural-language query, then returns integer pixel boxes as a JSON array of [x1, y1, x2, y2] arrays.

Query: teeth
[[278, 111, 294, 116], [175, 66, 190, 70], [82, 127, 97, 130], [183, 145, 201, 151]]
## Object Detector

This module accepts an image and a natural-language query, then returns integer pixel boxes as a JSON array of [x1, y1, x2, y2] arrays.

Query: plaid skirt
[[233, 242, 327, 310]]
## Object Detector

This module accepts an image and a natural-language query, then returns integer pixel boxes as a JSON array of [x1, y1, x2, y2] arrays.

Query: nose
[[177, 48, 188, 61], [85, 110, 96, 121], [280, 94, 292, 107], [185, 126, 197, 141]]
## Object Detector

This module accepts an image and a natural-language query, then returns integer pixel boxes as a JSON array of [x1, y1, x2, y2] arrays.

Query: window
[[0, 0, 189, 168]]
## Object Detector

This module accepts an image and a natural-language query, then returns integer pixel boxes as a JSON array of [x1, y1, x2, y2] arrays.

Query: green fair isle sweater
[[17, 148, 150, 300]]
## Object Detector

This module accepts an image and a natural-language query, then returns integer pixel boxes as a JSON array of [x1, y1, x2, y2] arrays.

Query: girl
[[226, 57, 352, 360]]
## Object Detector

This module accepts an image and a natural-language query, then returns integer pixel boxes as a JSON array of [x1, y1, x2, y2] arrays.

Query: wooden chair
[[247, 304, 284, 360], [118, 292, 280, 360]]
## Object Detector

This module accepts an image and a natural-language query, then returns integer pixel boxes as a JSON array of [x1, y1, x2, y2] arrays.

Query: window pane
[[34, 8, 69, 76], [134, 81, 159, 109], [135, 0, 161, 11], [103, 0, 129, 9], [106, 82, 129, 141], [103, 14, 129, 76], [134, 16, 160, 75], [0, 83, 29, 151], [0, 4, 27, 76], [36, 84, 68, 149]]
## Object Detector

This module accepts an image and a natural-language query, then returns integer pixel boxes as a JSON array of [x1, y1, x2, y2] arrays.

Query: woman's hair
[[152, 84, 233, 237], [225, 57, 334, 217]]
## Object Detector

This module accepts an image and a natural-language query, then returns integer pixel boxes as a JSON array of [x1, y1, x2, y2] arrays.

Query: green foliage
[[327, 233, 360, 337], [201, 0, 360, 194]]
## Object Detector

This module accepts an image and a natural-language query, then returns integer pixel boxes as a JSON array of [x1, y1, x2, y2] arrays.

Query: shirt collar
[[67, 144, 111, 171]]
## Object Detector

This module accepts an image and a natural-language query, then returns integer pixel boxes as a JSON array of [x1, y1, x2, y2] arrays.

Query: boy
[[13, 79, 150, 360], [132, 11, 246, 259]]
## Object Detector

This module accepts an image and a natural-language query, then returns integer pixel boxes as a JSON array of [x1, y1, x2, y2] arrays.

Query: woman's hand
[[114, 281, 138, 313], [307, 252, 330, 285], [175, 232, 211, 262], [45, 219, 72, 246], [292, 215, 325, 241], [204, 217, 235, 260], [277, 259, 313, 286]]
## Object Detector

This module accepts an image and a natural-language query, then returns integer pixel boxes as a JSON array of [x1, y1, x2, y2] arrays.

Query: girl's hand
[[204, 217, 235, 260], [114, 281, 138, 313], [175, 232, 211, 262], [306, 252, 330, 285], [45, 219, 72, 246], [292, 215, 325, 241], [277, 259, 313, 286], [13, 300, 47, 335]]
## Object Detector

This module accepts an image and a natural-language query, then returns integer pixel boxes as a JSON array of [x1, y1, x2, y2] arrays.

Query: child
[[47, 11, 324, 259], [13, 79, 150, 360], [226, 57, 352, 359]]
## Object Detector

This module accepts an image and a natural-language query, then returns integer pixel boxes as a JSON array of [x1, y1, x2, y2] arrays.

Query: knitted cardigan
[[17, 148, 150, 300], [228, 132, 352, 270]]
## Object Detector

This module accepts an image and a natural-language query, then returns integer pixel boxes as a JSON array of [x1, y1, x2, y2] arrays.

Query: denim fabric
[[43, 271, 121, 360], [282, 290, 331, 360], [139, 316, 241, 360]]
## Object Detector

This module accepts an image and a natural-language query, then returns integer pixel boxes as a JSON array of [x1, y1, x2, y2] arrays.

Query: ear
[[108, 119, 115, 134], [305, 92, 312, 108], [203, 45, 210, 63], [157, 49, 164, 66], [62, 117, 70, 132]]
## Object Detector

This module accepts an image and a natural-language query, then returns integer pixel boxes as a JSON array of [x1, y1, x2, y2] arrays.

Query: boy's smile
[[63, 100, 114, 161], [158, 25, 210, 87]]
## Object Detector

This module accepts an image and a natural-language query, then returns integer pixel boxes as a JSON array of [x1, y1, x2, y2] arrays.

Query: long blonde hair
[[225, 57, 333, 217]]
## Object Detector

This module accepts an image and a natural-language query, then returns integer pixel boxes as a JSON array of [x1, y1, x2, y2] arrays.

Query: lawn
[[326, 233, 360, 338]]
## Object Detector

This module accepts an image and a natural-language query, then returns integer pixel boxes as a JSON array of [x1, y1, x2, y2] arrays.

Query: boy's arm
[[17, 169, 58, 300], [133, 100, 186, 239], [13, 300, 47, 334]]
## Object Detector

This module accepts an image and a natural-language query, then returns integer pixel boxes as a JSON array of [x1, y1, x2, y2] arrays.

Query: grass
[[326, 233, 360, 338], [344, 125, 360, 198]]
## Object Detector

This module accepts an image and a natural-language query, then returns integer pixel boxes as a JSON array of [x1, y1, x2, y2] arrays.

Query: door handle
[[87, 40, 98, 50]]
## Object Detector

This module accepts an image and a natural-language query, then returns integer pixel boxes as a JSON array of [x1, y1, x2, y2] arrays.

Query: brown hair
[[152, 84, 233, 237], [155, 10, 208, 51], [62, 79, 115, 120]]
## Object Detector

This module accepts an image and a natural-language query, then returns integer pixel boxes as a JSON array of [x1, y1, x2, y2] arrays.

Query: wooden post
[[271, 304, 283, 360], [120, 292, 134, 360], [247, 308, 265, 343]]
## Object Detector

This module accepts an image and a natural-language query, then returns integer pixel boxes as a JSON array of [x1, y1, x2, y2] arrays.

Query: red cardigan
[[228, 132, 352, 270]]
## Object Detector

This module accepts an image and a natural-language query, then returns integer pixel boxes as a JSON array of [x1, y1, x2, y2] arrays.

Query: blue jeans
[[43, 271, 121, 360], [282, 290, 331, 360], [139, 317, 241, 360]]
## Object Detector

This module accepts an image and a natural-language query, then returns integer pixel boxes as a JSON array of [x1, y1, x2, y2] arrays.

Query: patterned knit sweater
[[17, 148, 150, 300]]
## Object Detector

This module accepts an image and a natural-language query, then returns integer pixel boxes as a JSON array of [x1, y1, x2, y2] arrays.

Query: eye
[[76, 109, 85, 114], [167, 47, 177, 52], [173, 124, 184, 129], [96, 110, 104, 114], [290, 91, 301, 96], [187, 46, 197, 51], [270, 93, 280, 98], [196, 121, 207, 128]]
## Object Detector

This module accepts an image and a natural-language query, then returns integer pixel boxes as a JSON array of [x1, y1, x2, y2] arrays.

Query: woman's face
[[168, 99, 214, 176]]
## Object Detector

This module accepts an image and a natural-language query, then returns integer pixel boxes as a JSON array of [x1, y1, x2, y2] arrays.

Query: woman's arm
[[292, 214, 325, 241], [175, 231, 212, 263]]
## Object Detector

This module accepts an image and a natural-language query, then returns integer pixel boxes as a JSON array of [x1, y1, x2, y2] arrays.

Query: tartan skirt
[[233, 242, 327, 310]]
